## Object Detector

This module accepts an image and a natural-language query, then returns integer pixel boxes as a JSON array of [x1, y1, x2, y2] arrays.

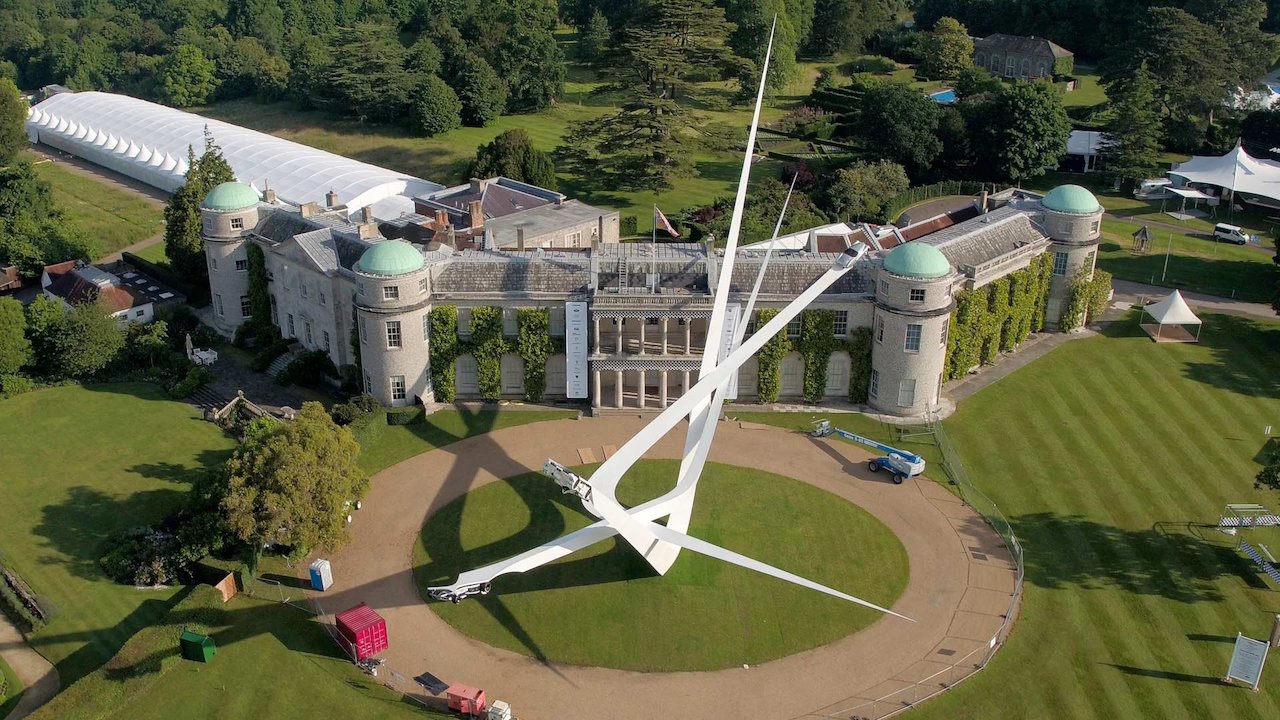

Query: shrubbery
[[386, 406, 425, 425], [0, 373, 33, 399], [620, 214, 638, 236], [249, 338, 291, 372], [329, 394, 381, 426], [99, 512, 227, 587], [275, 350, 339, 388], [167, 364, 213, 399], [0, 563, 47, 632]]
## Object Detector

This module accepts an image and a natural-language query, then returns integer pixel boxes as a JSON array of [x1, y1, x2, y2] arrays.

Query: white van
[[1213, 223, 1250, 245]]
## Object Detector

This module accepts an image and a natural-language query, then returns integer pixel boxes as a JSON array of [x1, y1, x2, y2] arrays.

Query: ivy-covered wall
[[245, 243, 272, 334], [944, 253, 1053, 380], [429, 305, 558, 404], [517, 308, 551, 402], [800, 310, 836, 403], [846, 327, 873, 404], [755, 308, 791, 404], [429, 305, 458, 402], [1060, 268, 1112, 331]]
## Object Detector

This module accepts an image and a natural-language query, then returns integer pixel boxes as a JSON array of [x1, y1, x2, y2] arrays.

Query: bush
[[276, 350, 338, 388], [330, 394, 381, 426], [385, 406, 425, 425], [0, 564, 46, 632], [99, 512, 227, 587], [839, 56, 897, 76], [167, 364, 214, 399], [249, 338, 290, 372], [0, 373, 34, 399], [620, 214, 638, 236]]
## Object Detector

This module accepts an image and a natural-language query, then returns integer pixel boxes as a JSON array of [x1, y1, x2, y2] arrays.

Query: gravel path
[[306, 417, 1017, 720], [0, 614, 59, 720]]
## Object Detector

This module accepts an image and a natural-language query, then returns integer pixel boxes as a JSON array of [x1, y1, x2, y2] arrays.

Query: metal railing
[[813, 419, 1024, 720]]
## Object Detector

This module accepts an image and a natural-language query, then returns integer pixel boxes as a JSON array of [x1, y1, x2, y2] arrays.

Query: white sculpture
[[428, 22, 910, 624]]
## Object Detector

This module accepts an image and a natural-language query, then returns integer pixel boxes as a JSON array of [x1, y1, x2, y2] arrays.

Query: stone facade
[[203, 182, 1103, 416], [972, 34, 1073, 80]]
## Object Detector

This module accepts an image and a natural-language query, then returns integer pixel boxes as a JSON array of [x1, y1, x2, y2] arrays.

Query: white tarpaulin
[[1165, 187, 1215, 201], [1169, 143, 1280, 205]]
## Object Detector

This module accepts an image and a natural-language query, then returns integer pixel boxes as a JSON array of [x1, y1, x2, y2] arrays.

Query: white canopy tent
[[1169, 143, 1280, 207], [1161, 186, 1217, 220], [1141, 289, 1202, 342]]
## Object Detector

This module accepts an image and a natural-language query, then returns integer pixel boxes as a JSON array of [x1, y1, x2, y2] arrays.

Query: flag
[[654, 206, 680, 238]]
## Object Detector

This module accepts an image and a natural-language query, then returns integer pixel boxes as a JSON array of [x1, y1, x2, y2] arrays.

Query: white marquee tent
[[25, 91, 442, 220], [1168, 143, 1280, 206], [1141, 289, 1202, 342]]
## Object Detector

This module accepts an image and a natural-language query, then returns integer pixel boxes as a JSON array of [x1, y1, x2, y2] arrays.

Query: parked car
[[1212, 223, 1250, 245]]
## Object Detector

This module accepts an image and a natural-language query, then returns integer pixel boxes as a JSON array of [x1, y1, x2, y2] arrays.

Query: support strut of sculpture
[[427, 20, 912, 624]]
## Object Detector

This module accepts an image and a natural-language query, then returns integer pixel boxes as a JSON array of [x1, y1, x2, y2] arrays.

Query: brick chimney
[[326, 189, 339, 208], [360, 206, 373, 223], [264, 187, 277, 204], [468, 200, 483, 229], [434, 209, 449, 228], [300, 201, 321, 217], [516, 227, 525, 251], [358, 222, 379, 240]]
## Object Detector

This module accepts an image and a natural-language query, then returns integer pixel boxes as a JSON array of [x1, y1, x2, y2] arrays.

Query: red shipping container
[[335, 603, 388, 660], [446, 685, 486, 716]]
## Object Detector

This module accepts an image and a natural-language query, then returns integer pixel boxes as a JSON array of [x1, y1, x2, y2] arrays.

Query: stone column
[[684, 320, 692, 355], [593, 317, 600, 354], [682, 370, 691, 396], [615, 369, 623, 408], [593, 369, 601, 408], [639, 318, 646, 355], [661, 318, 669, 355], [615, 318, 623, 354], [638, 369, 646, 408], [660, 370, 669, 407]]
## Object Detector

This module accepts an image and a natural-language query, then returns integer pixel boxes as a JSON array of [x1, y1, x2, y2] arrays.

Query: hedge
[[0, 563, 47, 632], [28, 585, 225, 720]]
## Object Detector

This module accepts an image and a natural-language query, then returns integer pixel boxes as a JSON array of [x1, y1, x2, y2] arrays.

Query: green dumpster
[[180, 631, 216, 663]]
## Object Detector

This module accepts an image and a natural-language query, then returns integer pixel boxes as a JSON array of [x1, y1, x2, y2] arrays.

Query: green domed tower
[[202, 181, 262, 336], [1039, 184, 1105, 328], [869, 242, 957, 417], [353, 240, 432, 407]]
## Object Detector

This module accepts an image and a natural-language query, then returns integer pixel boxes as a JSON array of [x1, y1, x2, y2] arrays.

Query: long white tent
[[1168, 143, 1280, 205], [25, 91, 441, 219]]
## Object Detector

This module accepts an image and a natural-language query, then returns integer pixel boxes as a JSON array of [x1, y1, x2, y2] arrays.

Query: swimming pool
[[929, 89, 958, 104]]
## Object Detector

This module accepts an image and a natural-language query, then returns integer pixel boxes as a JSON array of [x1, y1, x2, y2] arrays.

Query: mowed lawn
[[911, 312, 1280, 719], [29, 155, 164, 259], [417, 460, 908, 671], [0, 653, 21, 719], [1098, 218, 1277, 301], [357, 407, 579, 475], [0, 384, 234, 684], [100, 595, 441, 720]]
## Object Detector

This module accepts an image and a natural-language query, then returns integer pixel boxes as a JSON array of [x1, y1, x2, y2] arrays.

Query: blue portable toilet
[[309, 559, 333, 591]]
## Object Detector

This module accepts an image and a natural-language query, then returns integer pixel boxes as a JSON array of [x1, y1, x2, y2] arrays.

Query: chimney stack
[[326, 189, 339, 208], [300, 201, 320, 218], [360, 206, 373, 223], [358, 222, 379, 240], [434, 209, 449, 228], [469, 178, 484, 192], [516, 227, 526, 251], [264, 187, 277, 204], [468, 200, 484, 229], [980, 190, 989, 213]]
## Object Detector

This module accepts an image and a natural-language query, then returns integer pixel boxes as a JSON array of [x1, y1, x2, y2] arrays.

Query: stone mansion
[[202, 178, 1104, 417]]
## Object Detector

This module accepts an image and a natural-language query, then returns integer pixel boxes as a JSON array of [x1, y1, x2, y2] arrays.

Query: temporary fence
[[811, 418, 1024, 720]]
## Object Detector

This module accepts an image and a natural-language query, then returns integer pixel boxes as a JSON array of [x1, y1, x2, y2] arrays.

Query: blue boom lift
[[809, 420, 926, 484]]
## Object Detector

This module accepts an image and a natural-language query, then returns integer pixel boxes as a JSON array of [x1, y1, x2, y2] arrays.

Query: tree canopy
[[1102, 64, 1162, 184], [472, 130, 558, 189], [164, 131, 235, 284], [221, 402, 367, 556], [0, 77, 25, 166], [919, 17, 973, 80], [0, 296, 30, 375]]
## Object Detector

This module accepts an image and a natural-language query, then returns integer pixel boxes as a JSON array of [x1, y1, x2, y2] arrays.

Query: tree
[[51, 297, 126, 378], [412, 75, 462, 136], [1242, 107, 1280, 158], [0, 77, 24, 167], [1102, 64, 1161, 185], [726, 0, 800, 90], [320, 23, 417, 123], [824, 160, 910, 221], [0, 296, 29, 375], [919, 17, 973, 80], [454, 54, 507, 127], [578, 9, 611, 64], [406, 37, 443, 77], [806, 0, 904, 57], [221, 403, 367, 558], [972, 81, 1070, 182], [23, 295, 62, 373], [955, 66, 1003, 99], [160, 45, 218, 107], [492, 23, 564, 112], [855, 82, 942, 177], [164, 131, 236, 284], [471, 130, 557, 189]]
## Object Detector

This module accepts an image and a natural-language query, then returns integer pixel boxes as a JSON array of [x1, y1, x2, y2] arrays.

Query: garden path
[[0, 614, 59, 720]]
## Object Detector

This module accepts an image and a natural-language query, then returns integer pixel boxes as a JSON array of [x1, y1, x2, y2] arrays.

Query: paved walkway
[[308, 417, 1017, 720], [1111, 279, 1275, 320], [0, 615, 59, 720]]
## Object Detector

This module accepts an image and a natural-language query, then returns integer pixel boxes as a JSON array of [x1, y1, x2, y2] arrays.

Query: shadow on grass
[[1105, 663, 1237, 687], [1013, 512, 1262, 603], [1098, 248, 1276, 302], [1182, 314, 1280, 399]]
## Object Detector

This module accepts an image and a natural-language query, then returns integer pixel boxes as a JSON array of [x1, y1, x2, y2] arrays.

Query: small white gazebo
[[1140, 290, 1202, 343]]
